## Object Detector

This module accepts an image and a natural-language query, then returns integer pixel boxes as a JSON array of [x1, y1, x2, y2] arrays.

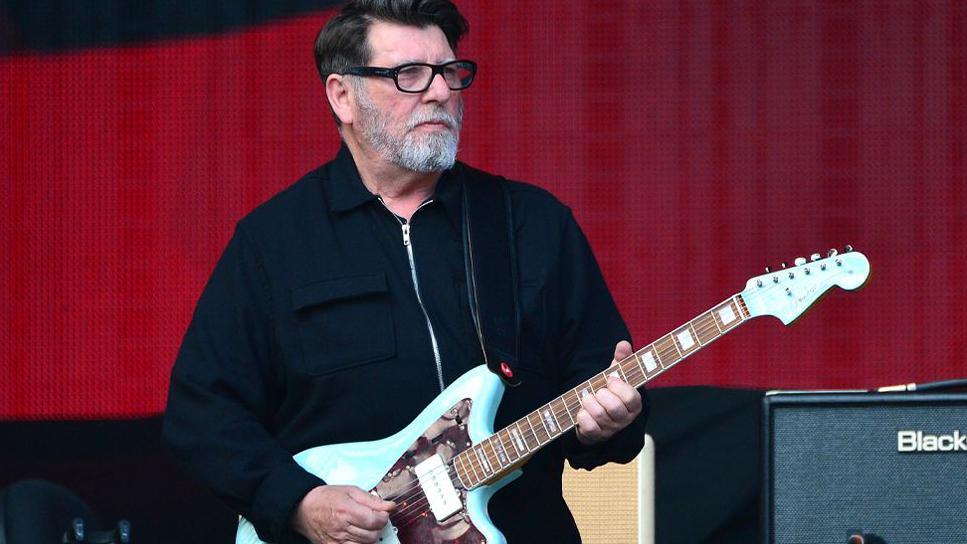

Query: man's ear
[[326, 74, 354, 125]]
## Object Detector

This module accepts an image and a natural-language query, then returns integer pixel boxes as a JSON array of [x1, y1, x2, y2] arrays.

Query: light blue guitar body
[[236, 364, 520, 544]]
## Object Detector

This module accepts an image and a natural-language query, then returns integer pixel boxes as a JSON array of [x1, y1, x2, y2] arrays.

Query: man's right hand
[[291, 485, 396, 544]]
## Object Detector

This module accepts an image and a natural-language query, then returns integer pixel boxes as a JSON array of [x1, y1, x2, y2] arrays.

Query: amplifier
[[762, 391, 967, 544]]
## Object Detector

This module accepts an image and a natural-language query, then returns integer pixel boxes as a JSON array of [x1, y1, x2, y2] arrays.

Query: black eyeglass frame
[[340, 59, 477, 93]]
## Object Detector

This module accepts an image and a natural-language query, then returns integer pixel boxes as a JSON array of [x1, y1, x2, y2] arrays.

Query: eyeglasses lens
[[397, 62, 475, 92]]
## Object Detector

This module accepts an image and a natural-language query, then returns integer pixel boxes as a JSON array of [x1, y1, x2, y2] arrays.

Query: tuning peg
[[780, 262, 787, 269], [810, 253, 821, 261], [844, 244, 853, 252], [764, 266, 772, 273], [827, 248, 838, 257], [794, 257, 806, 266]]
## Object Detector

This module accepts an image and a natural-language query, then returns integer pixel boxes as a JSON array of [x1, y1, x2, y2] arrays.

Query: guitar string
[[538, 315, 729, 447], [380, 451, 481, 523], [454, 313, 731, 488], [468, 312, 736, 488], [381, 460, 459, 511], [389, 463, 464, 525], [394, 361, 681, 522], [387, 309, 737, 524], [456, 313, 734, 486], [388, 306, 734, 518]]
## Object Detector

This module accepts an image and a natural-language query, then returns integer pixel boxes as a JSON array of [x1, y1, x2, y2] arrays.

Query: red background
[[2, 1, 965, 419]]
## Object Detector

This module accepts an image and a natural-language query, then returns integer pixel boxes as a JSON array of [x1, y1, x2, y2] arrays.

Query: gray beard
[[355, 87, 463, 173]]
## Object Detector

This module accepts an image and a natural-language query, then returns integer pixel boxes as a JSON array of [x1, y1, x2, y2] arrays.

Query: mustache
[[406, 107, 461, 130]]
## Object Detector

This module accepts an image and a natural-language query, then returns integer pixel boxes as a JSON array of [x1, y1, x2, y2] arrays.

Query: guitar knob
[[828, 248, 838, 257], [810, 253, 821, 261], [794, 257, 806, 266]]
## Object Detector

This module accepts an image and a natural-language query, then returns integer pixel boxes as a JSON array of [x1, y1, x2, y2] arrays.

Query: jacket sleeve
[[552, 209, 650, 470], [163, 224, 322, 543]]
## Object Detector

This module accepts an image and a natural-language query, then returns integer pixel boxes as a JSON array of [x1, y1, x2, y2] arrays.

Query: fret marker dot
[[676, 329, 695, 350], [641, 351, 657, 372]]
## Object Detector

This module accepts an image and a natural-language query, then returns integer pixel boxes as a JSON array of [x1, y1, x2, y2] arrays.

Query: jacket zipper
[[378, 198, 446, 392]]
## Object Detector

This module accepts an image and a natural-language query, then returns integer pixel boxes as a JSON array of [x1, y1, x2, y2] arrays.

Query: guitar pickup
[[413, 454, 462, 521]]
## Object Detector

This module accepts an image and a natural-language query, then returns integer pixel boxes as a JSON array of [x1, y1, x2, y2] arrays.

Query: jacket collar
[[326, 144, 378, 213], [324, 144, 463, 230]]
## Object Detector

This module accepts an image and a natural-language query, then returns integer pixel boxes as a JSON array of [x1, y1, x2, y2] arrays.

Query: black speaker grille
[[765, 394, 967, 544]]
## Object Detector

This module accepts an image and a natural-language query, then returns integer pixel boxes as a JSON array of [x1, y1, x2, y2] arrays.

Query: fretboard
[[453, 294, 750, 489]]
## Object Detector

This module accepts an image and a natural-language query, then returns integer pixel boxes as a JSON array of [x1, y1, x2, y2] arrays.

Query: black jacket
[[163, 146, 649, 543]]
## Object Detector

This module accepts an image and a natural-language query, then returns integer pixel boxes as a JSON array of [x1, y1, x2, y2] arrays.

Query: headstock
[[741, 246, 870, 324]]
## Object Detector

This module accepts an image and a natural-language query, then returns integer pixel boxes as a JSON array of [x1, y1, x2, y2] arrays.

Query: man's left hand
[[574, 340, 643, 446]]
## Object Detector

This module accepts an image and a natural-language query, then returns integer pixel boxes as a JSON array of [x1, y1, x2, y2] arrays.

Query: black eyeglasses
[[341, 60, 477, 93]]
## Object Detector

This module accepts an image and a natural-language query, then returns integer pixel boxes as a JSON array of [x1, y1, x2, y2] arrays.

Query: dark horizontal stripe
[[0, 416, 166, 457], [0, 0, 340, 54], [0, 416, 237, 543]]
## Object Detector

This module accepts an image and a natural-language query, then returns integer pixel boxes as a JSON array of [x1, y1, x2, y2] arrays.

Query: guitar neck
[[454, 294, 750, 489]]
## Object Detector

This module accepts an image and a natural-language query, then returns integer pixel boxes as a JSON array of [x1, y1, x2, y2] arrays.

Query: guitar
[[237, 248, 870, 544]]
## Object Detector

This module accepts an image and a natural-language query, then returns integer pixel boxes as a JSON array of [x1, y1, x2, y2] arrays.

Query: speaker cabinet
[[762, 392, 967, 544]]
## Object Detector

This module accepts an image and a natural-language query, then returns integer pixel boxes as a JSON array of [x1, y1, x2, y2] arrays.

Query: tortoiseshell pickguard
[[373, 398, 486, 544]]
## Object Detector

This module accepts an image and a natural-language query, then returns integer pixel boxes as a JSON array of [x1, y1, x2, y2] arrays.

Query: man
[[163, 1, 648, 543]]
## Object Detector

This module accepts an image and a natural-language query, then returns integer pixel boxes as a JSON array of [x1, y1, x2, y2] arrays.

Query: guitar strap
[[460, 167, 522, 387]]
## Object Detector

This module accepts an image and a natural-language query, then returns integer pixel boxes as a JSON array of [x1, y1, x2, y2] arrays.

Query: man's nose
[[422, 71, 452, 101]]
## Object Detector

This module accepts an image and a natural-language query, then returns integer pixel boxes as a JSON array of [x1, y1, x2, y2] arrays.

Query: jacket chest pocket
[[291, 272, 396, 375]]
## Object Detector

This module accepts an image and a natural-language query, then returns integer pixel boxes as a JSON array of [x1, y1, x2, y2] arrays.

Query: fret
[[589, 373, 609, 395], [654, 336, 679, 365], [517, 417, 541, 451], [672, 325, 699, 354], [571, 389, 584, 421], [465, 451, 481, 486], [553, 397, 574, 426], [689, 322, 704, 345], [708, 306, 725, 334], [529, 411, 550, 444], [614, 364, 628, 383], [638, 348, 659, 375], [541, 405, 562, 437], [500, 429, 520, 462], [562, 390, 579, 423], [490, 435, 509, 467], [534, 408, 551, 442], [485, 438, 504, 470], [522, 418, 540, 450], [457, 452, 475, 487], [622, 354, 645, 385], [469, 450, 484, 483], [454, 452, 465, 486], [693, 312, 720, 345], [474, 443, 493, 476], [483, 441, 499, 474], [510, 423, 529, 454], [714, 298, 742, 331]]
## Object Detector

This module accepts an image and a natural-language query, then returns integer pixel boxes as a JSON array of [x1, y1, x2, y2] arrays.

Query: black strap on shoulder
[[461, 168, 522, 387]]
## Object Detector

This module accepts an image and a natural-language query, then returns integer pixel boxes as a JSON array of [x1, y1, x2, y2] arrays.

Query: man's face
[[349, 21, 464, 173]]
